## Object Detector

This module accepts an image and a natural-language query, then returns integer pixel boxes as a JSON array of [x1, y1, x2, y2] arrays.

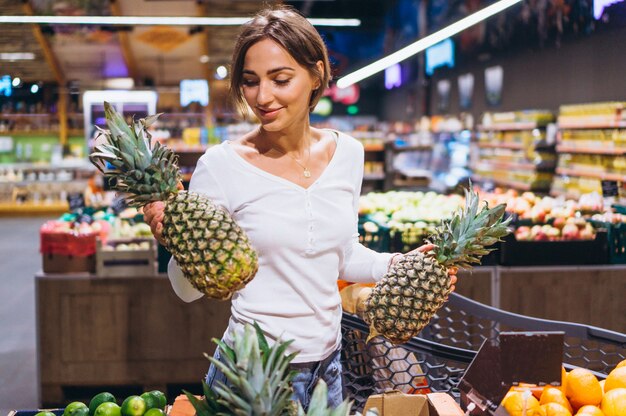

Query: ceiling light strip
[[336, 0, 522, 88], [0, 15, 360, 27]]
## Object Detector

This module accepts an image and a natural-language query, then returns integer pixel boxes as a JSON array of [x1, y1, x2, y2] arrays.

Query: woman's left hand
[[393, 243, 458, 293]]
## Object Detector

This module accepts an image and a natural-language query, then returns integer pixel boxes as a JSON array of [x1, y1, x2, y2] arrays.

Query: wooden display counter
[[36, 265, 626, 406], [36, 272, 231, 407]]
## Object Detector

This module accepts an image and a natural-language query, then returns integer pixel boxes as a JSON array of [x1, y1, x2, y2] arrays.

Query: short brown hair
[[229, 5, 331, 114]]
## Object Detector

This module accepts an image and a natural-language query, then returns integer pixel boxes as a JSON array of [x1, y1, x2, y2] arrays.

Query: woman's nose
[[256, 80, 273, 105]]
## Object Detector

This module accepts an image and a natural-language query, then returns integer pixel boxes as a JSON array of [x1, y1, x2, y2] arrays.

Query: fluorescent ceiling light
[[0, 15, 360, 27], [336, 0, 522, 88], [0, 52, 36, 61], [104, 77, 135, 89]]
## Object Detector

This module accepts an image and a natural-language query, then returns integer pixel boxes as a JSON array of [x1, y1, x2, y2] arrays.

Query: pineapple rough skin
[[163, 191, 258, 300], [364, 252, 450, 344]]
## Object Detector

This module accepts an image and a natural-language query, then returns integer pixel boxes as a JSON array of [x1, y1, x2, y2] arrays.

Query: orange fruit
[[575, 405, 605, 416], [560, 366, 568, 393], [510, 383, 544, 400], [541, 402, 573, 416], [615, 359, 626, 370], [566, 368, 603, 409], [540, 387, 573, 413], [502, 390, 544, 416], [600, 388, 626, 416], [600, 380, 606, 392], [604, 367, 626, 392], [542, 402, 573, 416]]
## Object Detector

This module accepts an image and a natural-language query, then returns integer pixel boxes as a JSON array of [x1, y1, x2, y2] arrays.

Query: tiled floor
[[0, 217, 53, 414]]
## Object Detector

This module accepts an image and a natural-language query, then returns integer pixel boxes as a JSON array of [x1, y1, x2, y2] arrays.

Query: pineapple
[[89, 102, 258, 300], [185, 322, 353, 416], [364, 184, 511, 344]]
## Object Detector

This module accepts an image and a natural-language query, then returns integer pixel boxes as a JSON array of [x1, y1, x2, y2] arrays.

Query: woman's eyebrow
[[243, 66, 296, 75]]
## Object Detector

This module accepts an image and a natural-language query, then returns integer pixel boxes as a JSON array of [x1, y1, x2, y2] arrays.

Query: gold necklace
[[271, 140, 312, 178]]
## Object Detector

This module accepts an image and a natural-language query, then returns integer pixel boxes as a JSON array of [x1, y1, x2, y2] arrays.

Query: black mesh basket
[[340, 292, 626, 412]]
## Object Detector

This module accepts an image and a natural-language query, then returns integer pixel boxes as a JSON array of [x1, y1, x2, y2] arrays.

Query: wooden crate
[[96, 238, 157, 277]]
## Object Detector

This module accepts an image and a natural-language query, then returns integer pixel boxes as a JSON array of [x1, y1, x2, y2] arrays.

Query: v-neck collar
[[224, 129, 341, 192]]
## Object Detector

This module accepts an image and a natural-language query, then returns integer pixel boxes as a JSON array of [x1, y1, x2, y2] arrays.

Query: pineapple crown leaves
[[428, 182, 511, 269], [198, 323, 299, 416], [89, 101, 182, 206], [294, 380, 352, 416]]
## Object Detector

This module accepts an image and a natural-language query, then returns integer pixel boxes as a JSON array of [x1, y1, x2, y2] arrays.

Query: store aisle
[[0, 217, 53, 413]]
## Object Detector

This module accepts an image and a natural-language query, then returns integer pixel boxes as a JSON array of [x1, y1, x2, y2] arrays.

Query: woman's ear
[[314, 60, 324, 89]]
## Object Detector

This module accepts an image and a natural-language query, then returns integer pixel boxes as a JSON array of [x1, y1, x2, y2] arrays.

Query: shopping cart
[[340, 292, 626, 411]]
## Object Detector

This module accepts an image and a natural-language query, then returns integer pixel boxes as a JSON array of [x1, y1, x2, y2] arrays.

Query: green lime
[[143, 409, 164, 416], [89, 392, 117, 416], [94, 402, 121, 416], [73, 408, 89, 416], [35, 412, 57, 416], [141, 391, 166, 410], [148, 391, 166, 409], [64, 402, 88, 416], [120, 396, 146, 416], [139, 393, 158, 411]]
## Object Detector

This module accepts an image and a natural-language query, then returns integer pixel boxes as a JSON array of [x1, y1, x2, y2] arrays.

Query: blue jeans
[[205, 346, 344, 410]]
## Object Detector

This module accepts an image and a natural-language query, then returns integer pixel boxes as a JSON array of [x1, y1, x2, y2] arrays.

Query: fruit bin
[[498, 230, 609, 266], [358, 216, 391, 253], [339, 292, 626, 412], [589, 220, 626, 264], [95, 238, 157, 277]]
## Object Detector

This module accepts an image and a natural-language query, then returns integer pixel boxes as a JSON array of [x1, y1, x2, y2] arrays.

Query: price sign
[[601, 180, 619, 198], [67, 192, 85, 212]]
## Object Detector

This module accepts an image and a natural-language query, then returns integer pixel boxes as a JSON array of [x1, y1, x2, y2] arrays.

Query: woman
[[143, 5, 457, 409]]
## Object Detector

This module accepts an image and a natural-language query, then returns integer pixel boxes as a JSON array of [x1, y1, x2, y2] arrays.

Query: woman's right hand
[[144, 182, 184, 246], [143, 201, 167, 246]]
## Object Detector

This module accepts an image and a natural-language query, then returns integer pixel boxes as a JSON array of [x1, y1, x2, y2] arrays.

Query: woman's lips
[[257, 107, 282, 118]]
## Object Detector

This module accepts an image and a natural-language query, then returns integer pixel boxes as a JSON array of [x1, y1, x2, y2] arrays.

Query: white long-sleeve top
[[168, 130, 394, 362]]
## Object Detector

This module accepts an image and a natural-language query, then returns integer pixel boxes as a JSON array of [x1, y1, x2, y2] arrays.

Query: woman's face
[[241, 38, 319, 132]]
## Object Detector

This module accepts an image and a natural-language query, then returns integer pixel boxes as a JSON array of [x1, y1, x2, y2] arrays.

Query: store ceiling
[[0, 0, 389, 89]]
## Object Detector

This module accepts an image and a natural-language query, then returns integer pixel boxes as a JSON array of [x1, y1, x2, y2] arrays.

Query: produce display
[[89, 103, 258, 300], [39, 391, 167, 416], [359, 190, 464, 250], [363, 185, 510, 344], [501, 360, 626, 416]]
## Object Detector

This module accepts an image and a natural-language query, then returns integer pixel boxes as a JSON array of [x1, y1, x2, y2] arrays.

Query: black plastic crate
[[590, 220, 626, 264], [340, 292, 626, 411], [498, 230, 609, 266]]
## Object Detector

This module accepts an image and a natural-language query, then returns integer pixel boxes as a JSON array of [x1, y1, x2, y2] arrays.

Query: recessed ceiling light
[[30, 84, 39, 94], [12, 77, 21, 87], [199, 55, 210, 64], [0, 52, 35, 61]]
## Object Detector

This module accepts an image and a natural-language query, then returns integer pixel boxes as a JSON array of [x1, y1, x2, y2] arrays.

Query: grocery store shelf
[[556, 144, 626, 155], [477, 122, 544, 131], [472, 160, 540, 172], [390, 144, 433, 152], [363, 173, 386, 181], [476, 142, 526, 150], [0, 202, 69, 216], [471, 174, 537, 191], [363, 144, 385, 152], [558, 119, 626, 129], [555, 167, 626, 182]]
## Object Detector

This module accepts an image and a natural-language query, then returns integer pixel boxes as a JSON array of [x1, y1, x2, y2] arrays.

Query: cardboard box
[[363, 391, 464, 416]]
